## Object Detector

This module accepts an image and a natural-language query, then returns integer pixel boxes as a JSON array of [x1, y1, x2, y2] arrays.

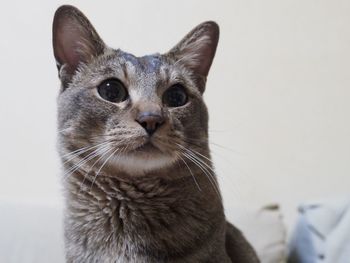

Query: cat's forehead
[[119, 51, 163, 74]]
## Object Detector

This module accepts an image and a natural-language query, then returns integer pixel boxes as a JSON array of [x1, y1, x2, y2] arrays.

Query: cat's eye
[[97, 79, 128, 103], [162, 84, 188, 107]]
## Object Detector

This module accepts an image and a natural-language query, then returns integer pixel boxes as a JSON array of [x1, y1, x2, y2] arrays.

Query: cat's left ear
[[167, 21, 219, 88], [52, 5, 106, 84]]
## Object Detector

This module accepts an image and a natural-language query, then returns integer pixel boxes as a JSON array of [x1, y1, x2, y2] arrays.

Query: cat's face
[[53, 5, 219, 175]]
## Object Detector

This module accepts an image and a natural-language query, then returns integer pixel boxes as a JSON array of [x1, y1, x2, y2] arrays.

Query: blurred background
[[0, 1, 350, 260]]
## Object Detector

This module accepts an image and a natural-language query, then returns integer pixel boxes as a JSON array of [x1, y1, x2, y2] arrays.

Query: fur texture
[[53, 5, 259, 263]]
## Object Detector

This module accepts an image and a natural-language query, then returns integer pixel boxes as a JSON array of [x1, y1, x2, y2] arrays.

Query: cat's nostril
[[136, 112, 164, 136]]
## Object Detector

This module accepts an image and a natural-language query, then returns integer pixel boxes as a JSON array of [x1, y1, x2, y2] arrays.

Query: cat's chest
[[66, 172, 205, 239], [65, 172, 222, 260]]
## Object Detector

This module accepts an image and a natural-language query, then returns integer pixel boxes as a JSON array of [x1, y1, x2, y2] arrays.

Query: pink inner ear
[[194, 44, 215, 77], [54, 25, 82, 74], [195, 24, 219, 77], [169, 21, 219, 78], [52, 6, 105, 76]]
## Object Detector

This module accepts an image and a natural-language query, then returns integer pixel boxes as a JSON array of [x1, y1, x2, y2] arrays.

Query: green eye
[[97, 79, 128, 103], [162, 84, 188, 107]]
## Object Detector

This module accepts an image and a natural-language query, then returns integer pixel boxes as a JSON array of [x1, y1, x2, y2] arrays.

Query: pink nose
[[136, 112, 164, 135]]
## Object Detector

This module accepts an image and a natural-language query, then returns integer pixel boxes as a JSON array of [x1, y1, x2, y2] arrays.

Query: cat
[[53, 5, 260, 263]]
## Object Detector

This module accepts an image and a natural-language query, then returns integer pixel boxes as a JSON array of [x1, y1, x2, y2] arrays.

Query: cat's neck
[[64, 163, 226, 262]]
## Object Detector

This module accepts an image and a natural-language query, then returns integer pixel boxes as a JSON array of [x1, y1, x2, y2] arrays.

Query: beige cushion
[[226, 204, 287, 263]]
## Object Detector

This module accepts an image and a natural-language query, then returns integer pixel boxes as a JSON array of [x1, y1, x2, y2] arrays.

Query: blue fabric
[[288, 208, 320, 263], [288, 198, 350, 263]]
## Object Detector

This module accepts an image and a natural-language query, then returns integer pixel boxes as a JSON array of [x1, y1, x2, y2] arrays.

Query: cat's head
[[53, 5, 219, 175]]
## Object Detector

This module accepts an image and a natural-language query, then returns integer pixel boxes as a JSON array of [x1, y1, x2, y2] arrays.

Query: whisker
[[179, 145, 235, 196], [63, 144, 111, 181], [177, 144, 219, 178], [179, 142, 244, 201], [61, 141, 110, 160], [184, 137, 241, 155], [61, 145, 93, 159], [182, 138, 245, 177], [78, 145, 114, 192], [177, 154, 201, 192], [89, 147, 120, 190], [61, 146, 105, 169], [177, 143, 212, 163], [183, 154, 220, 198], [209, 142, 241, 154], [180, 150, 221, 199], [175, 143, 221, 194]]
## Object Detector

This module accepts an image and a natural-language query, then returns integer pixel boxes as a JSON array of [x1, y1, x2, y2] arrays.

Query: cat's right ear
[[52, 5, 106, 85], [167, 21, 219, 92]]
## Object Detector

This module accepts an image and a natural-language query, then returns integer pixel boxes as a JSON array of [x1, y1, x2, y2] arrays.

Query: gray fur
[[53, 5, 259, 263]]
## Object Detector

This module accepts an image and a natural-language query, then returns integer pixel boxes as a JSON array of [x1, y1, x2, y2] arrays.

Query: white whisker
[[62, 141, 110, 160], [181, 141, 244, 201], [177, 154, 201, 191], [182, 152, 220, 196], [177, 146, 220, 199], [78, 145, 114, 192], [89, 147, 120, 190], [63, 143, 111, 181]]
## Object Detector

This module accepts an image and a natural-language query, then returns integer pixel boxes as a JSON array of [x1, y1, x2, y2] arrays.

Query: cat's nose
[[136, 112, 165, 136]]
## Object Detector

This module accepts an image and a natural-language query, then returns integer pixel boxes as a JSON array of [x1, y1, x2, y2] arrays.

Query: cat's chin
[[109, 154, 177, 175], [107, 143, 177, 175]]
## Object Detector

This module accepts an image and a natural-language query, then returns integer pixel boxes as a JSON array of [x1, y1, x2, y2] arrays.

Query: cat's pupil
[[97, 79, 127, 103], [163, 85, 188, 107]]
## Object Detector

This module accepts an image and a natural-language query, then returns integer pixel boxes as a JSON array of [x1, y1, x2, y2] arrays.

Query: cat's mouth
[[133, 141, 159, 152]]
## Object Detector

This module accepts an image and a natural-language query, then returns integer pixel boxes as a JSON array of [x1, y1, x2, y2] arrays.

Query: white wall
[[1, 0, 349, 229]]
